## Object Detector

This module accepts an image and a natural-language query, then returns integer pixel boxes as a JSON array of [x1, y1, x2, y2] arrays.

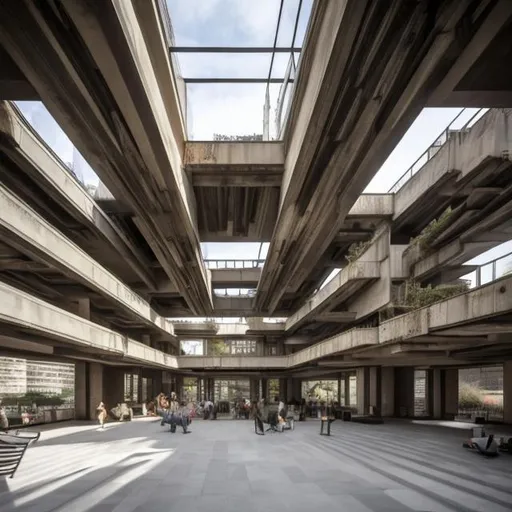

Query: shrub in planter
[[459, 384, 483, 410]]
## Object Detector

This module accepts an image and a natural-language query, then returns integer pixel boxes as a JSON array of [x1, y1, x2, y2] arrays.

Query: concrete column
[[380, 367, 395, 417], [444, 369, 459, 419], [77, 298, 91, 320], [344, 374, 350, 407], [74, 361, 87, 420], [431, 368, 443, 419], [142, 334, 151, 346], [356, 368, 367, 415], [87, 363, 104, 420], [504, 362, 512, 425], [261, 378, 268, 400], [394, 367, 415, 417], [103, 367, 125, 409]]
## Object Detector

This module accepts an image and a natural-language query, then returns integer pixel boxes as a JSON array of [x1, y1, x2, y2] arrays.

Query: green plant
[[209, 338, 228, 356], [459, 384, 483, 409], [402, 280, 469, 309], [345, 241, 370, 263], [410, 207, 453, 253]]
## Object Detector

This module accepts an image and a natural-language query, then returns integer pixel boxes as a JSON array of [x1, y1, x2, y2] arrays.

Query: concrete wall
[[444, 369, 459, 418], [184, 142, 284, 166], [381, 367, 395, 417], [347, 225, 392, 319]]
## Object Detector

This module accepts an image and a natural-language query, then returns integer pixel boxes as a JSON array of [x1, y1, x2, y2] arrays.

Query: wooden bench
[[0, 430, 40, 478]]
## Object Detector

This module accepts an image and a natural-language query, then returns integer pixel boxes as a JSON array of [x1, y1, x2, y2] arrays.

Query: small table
[[320, 416, 335, 436]]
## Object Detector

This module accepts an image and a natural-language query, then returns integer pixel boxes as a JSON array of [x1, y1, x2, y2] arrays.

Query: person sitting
[[463, 434, 499, 456], [110, 403, 133, 422], [146, 400, 156, 416], [159, 401, 191, 434]]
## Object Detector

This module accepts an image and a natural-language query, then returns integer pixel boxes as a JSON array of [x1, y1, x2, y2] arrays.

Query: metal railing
[[10, 102, 97, 197], [213, 288, 257, 298], [388, 108, 487, 194], [462, 251, 512, 288], [205, 259, 265, 269]]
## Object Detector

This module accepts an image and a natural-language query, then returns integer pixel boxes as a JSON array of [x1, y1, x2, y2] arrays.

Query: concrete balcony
[[0, 280, 178, 369], [286, 261, 380, 332], [0, 183, 174, 337]]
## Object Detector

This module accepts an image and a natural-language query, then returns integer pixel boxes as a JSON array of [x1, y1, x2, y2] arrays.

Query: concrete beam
[[185, 142, 284, 187], [0, 182, 174, 337], [258, 1, 496, 313], [0, 0, 212, 314], [347, 194, 394, 218], [210, 268, 261, 288], [0, 102, 157, 290], [286, 261, 380, 332]]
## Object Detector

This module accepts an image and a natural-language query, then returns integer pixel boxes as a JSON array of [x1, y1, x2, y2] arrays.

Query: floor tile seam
[[306, 437, 477, 512], [318, 431, 512, 490], [312, 436, 512, 509]]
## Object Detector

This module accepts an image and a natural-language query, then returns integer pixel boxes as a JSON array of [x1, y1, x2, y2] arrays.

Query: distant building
[[0, 357, 74, 396]]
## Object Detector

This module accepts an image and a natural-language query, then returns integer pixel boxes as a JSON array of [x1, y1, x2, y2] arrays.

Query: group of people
[[155, 392, 191, 434], [254, 396, 290, 434], [96, 402, 134, 428]]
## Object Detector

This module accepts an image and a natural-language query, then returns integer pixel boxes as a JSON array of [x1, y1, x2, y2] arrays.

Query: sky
[[13, 0, 512, 272]]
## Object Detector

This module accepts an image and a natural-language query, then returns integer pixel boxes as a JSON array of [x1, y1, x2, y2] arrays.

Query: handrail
[[388, 108, 487, 194], [204, 259, 265, 269], [213, 288, 257, 298], [9, 102, 94, 196], [463, 250, 512, 288]]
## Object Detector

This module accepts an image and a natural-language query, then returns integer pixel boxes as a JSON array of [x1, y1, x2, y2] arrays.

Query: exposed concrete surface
[[286, 261, 380, 331], [379, 275, 512, 343], [185, 142, 284, 167], [348, 194, 394, 217], [3, 419, 512, 512], [0, 182, 174, 336], [0, 281, 177, 369]]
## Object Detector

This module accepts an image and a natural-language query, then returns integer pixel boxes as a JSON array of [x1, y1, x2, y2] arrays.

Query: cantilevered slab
[[288, 328, 378, 367], [185, 142, 284, 187], [0, 281, 178, 369], [177, 355, 288, 370], [257, 1, 502, 313], [286, 261, 380, 332], [210, 268, 261, 288], [0, 0, 211, 314], [0, 102, 156, 290], [346, 194, 394, 218], [379, 275, 512, 343], [0, 183, 174, 337], [177, 327, 377, 370]]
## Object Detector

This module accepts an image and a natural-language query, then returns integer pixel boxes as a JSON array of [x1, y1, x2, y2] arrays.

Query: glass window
[[459, 366, 503, 421], [268, 379, 280, 400], [301, 380, 339, 402], [349, 375, 357, 407], [182, 377, 198, 403]]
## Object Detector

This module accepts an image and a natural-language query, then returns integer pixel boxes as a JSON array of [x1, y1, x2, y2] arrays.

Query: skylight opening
[[201, 242, 269, 264]]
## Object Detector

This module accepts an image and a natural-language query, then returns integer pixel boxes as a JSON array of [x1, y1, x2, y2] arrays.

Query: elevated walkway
[[0, 102, 156, 290], [0, 183, 174, 338], [2, 275, 512, 372], [0, 281, 178, 369]]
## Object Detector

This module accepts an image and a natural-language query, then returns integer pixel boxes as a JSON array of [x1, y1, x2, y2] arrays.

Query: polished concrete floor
[[1, 418, 512, 512]]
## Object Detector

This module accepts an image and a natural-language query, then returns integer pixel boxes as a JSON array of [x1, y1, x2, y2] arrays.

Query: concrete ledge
[[177, 355, 288, 370], [0, 183, 174, 336], [379, 275, 512, 342], [210, 268, 261, 286], [289, 328, 378, 367], [184, 142, 284, 167], [0, 280, 178, 368], [348, 194, 394, 217], [0, 280, 125, 354], [286, 261, 380, 331]]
